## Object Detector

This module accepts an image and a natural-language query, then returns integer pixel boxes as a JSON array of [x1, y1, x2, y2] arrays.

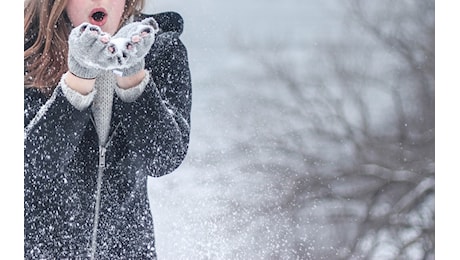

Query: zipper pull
[[99, 146, 106, 168]]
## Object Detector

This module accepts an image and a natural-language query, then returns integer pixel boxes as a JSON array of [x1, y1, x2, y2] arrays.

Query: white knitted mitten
[[109, 17, 159, 77], [67, 23, 117, 79]]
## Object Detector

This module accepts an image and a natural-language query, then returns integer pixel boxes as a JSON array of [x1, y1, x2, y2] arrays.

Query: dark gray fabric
[[24, 12, 192, 259]]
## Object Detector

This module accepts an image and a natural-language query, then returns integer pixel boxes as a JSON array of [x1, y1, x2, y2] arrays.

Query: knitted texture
[[115, 70, 150, 102], [68, 23, 116, 79], [61, 71, 149, 145], [60, 73, 96, 111], [110, 17, 159, 77], [91, 71, 116, 146]]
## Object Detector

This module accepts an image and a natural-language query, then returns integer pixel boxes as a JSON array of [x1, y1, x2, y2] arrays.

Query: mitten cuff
[[115, 70, 150, 102], [68, 55, 99, 79], [115, 59, 145, 78], [61, 73, 96, 111]]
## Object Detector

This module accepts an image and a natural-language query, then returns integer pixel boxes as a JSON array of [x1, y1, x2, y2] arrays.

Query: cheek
[[66, 5, 86, 27], [113, 1, 126, 20], [107, 1, 127, 33]]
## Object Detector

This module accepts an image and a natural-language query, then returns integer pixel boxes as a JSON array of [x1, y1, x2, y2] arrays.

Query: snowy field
[[143, 0, 345, 259]]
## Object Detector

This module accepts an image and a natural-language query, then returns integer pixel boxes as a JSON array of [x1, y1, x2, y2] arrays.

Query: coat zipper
[[89, 117, 121, 259], [90, 146, 106, 260]]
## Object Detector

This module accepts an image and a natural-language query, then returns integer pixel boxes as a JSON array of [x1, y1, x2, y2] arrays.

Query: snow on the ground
[[144, 1, 343, 259]]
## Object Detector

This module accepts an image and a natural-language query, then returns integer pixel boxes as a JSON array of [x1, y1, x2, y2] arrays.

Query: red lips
[[89, 8, 107, 27]]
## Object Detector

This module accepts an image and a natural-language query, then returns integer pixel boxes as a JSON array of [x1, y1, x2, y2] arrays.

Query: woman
[[24, 0, 192, 258]]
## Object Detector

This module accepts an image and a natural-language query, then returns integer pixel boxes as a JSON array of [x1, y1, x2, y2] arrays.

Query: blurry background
[[143, 0, 435, 259]]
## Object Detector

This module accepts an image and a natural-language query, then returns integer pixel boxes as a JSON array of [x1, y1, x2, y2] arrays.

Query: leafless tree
[[223, 0, 435, 259]]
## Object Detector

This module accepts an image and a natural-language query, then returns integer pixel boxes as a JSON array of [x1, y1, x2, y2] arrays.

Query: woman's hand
[[109, 17, 159, 78]]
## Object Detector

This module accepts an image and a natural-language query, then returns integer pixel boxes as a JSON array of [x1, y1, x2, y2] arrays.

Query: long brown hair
[[24, 0, 145, 93]]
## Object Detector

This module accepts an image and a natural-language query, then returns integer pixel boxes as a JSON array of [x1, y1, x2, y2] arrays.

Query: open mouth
[[92, 11, 105, 22], [89, 8, 107, 26]]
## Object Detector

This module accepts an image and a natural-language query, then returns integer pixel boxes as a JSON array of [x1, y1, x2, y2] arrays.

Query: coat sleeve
[[24, 86, 93, 174], [113, 31, 192, 177]]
